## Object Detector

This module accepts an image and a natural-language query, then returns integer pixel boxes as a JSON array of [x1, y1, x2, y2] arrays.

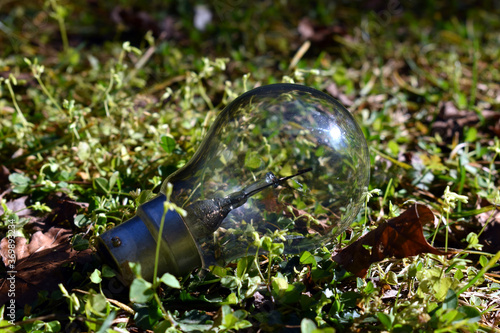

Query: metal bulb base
[[97, 194, 202, 283]]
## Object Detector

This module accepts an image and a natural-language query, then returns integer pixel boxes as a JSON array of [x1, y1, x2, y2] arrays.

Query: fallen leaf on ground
[[0, 165, 10, 190], [110, 5, 181, 40], [0, 195, 32, 217], [0, 194, 92, 306], [297, 17, 346, 42], [1, 227, 67, 265], [27, 193, 89, 233], [332, 204, 445, 278], [476, 199, 500, 254], [0, 227, 93, 306], [431, 101, 480, 141], [0, 236, 27, 267], [326, 82, 354, 107]]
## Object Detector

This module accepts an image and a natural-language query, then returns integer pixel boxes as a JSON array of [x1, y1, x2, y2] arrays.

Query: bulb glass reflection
[[98, 83, 370, 282], [163, 84, 368, 264]]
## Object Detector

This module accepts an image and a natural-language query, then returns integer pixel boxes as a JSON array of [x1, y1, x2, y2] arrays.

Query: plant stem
[[5, 79, 28, 125], [153, 203, 169, 287], [457, 250, 500, 296], [34, 75, 63, 112], [430, 215, 442, 246], [445, 211, 449, 252], [487, 149, 499, 194], [57, 14, 69, 53]]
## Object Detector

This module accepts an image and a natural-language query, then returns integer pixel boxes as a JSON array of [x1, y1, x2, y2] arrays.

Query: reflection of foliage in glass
[[163, 85, 369, 266]]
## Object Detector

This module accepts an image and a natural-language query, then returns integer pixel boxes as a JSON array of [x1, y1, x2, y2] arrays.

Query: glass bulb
[[98, 83, 370, 283]]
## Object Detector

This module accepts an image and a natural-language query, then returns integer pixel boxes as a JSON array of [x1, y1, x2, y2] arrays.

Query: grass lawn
[[0, 1, 499, 332]]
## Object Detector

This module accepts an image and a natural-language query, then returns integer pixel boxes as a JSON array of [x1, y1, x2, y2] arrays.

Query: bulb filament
[[242, 167, 313, 198], [186, 167, 313, 238]]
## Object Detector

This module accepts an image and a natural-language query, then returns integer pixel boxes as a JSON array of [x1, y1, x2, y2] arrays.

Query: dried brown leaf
[[332, 204, 445, 278], [0, 227, 92, 306], [0, 195, 92, 306], [0, 165, 10, 191], [0, 195, 31, 217], [297, 17, 346, 42], [326, 82, 353, 107], [476, 199, 500, 254], [431, 101, 480, 141]]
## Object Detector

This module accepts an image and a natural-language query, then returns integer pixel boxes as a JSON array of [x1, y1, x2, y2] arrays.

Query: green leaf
[[465, 127, 477, 142], [261, 236, 272, 252], [160, 135, 176, 153], [108, 171, 119, 191], [244, 151, 262, 169], [222, 292, 238, 305], [377, 312, 394, 329], [77, 141, 91, 161], [363, 281, 376, 294], [466, 232, 479, 247], [130, 277, 154, 303], [236, 256, 253, 279], [96, 312, 116, 333], [279, 163, 292, 177], [211, 265, 229, 277], [440, 309, 460, 325], [479, 255, 489, 268], [454, 269, 464, 281], [300, 318, 317, 333], [45, 320, 62, 333], [9, 173, 31, 193], [101, 265, 116, 278], [299, 251, 317, 267], [219, 305, 252, 330], [220, 276, 241, 291], [270, 242, 284, 255], [86, 292, 108, 317], [90, 269, 102, 284], [315, 145, 325, 157], [272, 274, 288, 297], [134, 303, 163, 329], [31, 201, 52, 212], [129, 262, 142, 277], [245, 275, 262, 298], [340, 291, 361, 308], [433, 277, 453, 301], [94, 177, 109, 194], [160, 273, 181, 289], [71, 234, 89, 251], [456, 92, 467, 109], [136, 189, 155, 205], [74, 214, 91, 227], [385, 271, 398, 285], [408, 261, 423, 278], [457, 306, 481, 323], [420, 154, 447, 172], [154, 320, 172, 332], [388, 140, 399, 155], [442, 288, 458, 310]]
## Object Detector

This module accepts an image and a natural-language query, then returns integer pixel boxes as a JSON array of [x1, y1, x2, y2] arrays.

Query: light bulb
[[97, 83, 370, 283]]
